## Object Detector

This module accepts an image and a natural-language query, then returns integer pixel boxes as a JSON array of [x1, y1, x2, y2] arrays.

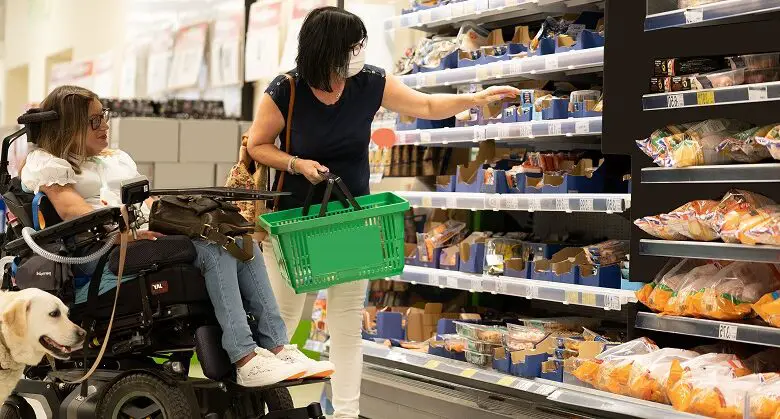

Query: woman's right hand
[[295, 159, 329, 184]]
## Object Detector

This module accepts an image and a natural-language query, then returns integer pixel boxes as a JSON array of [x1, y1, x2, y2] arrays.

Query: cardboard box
[[153, 163, 216, 189], [179, 120, 240, 163], [111, 118, 179, 163]]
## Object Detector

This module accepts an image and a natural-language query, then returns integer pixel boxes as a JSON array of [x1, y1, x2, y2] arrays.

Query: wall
[[3, 0, 127, 117]]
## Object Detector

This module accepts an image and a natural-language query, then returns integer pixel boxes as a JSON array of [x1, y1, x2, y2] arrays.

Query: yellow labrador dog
[[0, 288, 85, 404]]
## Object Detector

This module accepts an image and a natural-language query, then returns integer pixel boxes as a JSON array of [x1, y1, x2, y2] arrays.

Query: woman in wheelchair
[[19, 85, 334, 387]]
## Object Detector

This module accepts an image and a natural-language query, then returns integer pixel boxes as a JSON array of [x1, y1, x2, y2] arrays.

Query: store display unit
[[399, 191, 630, 213]]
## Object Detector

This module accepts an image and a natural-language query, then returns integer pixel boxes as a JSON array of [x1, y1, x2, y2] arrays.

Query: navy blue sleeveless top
[[265, 65, 387, 210]]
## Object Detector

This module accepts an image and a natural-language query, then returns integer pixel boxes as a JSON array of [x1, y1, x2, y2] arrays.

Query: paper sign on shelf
[[279, 0, 331, 74], [245, 0, 283, 82], [168, 22, 208, 91], [91, 52, 114, 98], [211, 12, 244, 87], [119, 43, 143, 99], [147, 31, 174, 95]]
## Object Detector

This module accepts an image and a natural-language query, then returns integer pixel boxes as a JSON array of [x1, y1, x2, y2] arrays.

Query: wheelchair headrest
[[17, 108, 59, 145]]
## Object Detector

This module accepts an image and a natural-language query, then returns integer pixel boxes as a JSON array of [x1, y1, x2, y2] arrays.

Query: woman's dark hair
[[296, 6, 367, 92]]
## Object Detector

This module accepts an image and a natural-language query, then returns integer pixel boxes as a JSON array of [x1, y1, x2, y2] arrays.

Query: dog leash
[[63, 206, 130, 384]]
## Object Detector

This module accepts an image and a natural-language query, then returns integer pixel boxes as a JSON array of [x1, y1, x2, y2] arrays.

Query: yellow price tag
[[424, 360, 440, 369], [581, 293, 596, 306], [422, 196, 433, 207], [497, 376, 516, 387], [565, 291, 579, 304], [697, 91, 715, 105], [460, 368, 478, 378]]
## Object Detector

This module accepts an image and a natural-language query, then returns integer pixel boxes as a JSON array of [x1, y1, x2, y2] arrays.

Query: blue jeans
[[192, 238, 288, 363], [75, 238, 288, 364]]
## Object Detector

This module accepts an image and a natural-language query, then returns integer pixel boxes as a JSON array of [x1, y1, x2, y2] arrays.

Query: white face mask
[[346, 47, 366, 78]]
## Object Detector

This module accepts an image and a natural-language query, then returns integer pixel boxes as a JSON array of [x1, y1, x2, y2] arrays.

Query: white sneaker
[[276, 345, 335, 379], [236, 348, 307, 387]]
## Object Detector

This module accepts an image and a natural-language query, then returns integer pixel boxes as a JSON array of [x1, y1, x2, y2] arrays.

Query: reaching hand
[[136, 230, 165, 241], [295, 159, 330, 184], [472, 85, 522, 106]]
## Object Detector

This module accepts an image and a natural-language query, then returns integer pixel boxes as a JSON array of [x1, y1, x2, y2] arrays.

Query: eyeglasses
[[351, 40, 366, 56], [89, 108, 110, 130]]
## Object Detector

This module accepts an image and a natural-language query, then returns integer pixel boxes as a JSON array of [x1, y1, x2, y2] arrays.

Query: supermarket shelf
[[362, 342, 700, 419], [399, 47, 604, 89], [641, 163, 780, 184], [384, 0, 605, 32], [636, 312, 780, 348], [642, 81, 780, 110], [398, 191, 631, 213], [645, 0, 780, 31], [396, 117, 602, 146], [639, 240, 780, 263], [396, 265, 636, 310]]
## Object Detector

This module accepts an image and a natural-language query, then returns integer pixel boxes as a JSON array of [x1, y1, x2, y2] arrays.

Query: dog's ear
[[2, 299, 30, 338]]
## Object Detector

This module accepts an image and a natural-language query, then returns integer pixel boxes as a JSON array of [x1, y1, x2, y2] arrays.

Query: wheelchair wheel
[[96, 373, 192, 418], [0, 405, 20, 419], [262, 387, 294, 411]]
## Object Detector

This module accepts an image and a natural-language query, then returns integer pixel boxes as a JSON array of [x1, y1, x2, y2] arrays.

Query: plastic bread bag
[[582, 240, 629, 266], [717, 125, 773, 164], [753, 291, 780, 328], [637, 259, 708, 312], [627, 348, 699, 403], [661, 200, 720, 241], [756, 135, 780, 161], [671, 119, 754, 167], [635, 214, 690, 240], [663, 262, 723, 316], [675, 373, 779, 419], [737, 205, 780, 246], [749, 379, 780, 419], [688, 262, 780, 320], [572, 337, 659, 391], [667, 355, 754, 413], [636, 124, 689, 167], [701, 189, 776, 244]]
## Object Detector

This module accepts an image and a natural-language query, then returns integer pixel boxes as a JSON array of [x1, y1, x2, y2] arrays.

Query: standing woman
[[248, 6, 520, 418]]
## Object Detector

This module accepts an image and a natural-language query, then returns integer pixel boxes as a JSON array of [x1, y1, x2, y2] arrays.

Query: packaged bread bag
[[661, 200, 720, 241], [749, 378, 780, 419], [688, 262, 780, 320], [753, 290, 780, 328], [667, 353, 752, 412], [674, 373, 779, 419], [737, 205, 780, 246], [572, 337, 659, 395], [662, 262, 723, 316], [636, 259, 711, 313], [626, 348, 699, 403], [634, 213, 689, 240], [701, 189, 775, 243]]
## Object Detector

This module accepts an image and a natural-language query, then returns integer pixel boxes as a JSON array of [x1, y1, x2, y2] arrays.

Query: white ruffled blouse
[[21, 149, 141, 210]]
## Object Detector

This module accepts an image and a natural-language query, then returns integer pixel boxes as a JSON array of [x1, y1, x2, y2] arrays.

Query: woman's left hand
[[135, 230, 165, 241], [472, 86, 522, 106]]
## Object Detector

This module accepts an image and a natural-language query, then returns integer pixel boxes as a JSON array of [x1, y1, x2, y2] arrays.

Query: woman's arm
[[381, 75, 521, 120], [246, 93, 328, 184]]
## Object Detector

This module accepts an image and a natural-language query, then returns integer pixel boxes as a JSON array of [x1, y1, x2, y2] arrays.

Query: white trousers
[[262, 239, 367, 419]]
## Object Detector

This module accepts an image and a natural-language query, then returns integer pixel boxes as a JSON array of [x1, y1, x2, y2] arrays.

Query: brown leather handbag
[[224, 73, 296, 239]]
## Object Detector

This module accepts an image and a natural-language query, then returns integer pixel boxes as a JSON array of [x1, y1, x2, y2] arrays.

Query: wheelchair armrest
[[4, 207, 122, 256], [149, 187, 289, 202]]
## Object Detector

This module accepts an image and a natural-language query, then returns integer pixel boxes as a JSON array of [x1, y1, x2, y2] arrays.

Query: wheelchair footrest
[[261, 402, 324, 419]]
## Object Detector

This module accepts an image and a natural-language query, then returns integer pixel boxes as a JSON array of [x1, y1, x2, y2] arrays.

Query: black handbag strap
[[202, 228, 254, 262], [302, 173, 362, 218]]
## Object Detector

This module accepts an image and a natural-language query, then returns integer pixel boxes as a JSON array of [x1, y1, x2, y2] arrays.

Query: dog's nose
[[75, 328, 86, 339]]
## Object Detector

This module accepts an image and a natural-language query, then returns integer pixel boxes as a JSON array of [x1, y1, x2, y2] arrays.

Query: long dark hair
[[296, 6, 367, 92]]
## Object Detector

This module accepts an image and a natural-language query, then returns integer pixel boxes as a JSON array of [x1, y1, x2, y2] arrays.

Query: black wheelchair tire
[[0, 404, 21, 419], [262, 387, 295, 411], [96, 373, 192, 419]]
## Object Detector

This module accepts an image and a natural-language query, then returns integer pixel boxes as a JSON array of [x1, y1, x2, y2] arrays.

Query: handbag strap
[[273, 73, 296, 211], [202, 229, 254, 262]]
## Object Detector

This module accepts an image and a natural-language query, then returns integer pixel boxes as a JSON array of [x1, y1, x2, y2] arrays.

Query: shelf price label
[[581, 293, 596, 306], [415, 73, 426, 88], [696, 91, 715, 105], [555, 197, 570, 212], [509, 60, 522, 75], [544, 55, 559, 71], [579, 198, 595, 212], [548, 122, 562, 136], [460, 368, 478, 378], [421, 196, 433, 208], [497, 124, 512, 139], [564, 291, 579, 305], [749, 85, 769, 101], [476, 66, 491, 81], [470, 278, 483, 293], [446, 276, 459, 289], [485, 194, 501, 210], [445, 196, 457, 210], [606, 198, 623, 213], [497, 376, 516, 387], [684, 8, 704, 24], [473, 126, 487, 142], [575, 120, 590, 134], [425, 73, 437, 87], [536, 384, 556, 396], [528, 285, 539, 300], [496, 279, 508, 294], [420, 132, 432, 144], [667, 93, 685, 108], [515, 380, 534, 391], [605, 295, 622, 311], [718, 324, 738, 341], [502, 195, 519, 210], [397, 132, 407, 145], [424, 360, 440, 369], [519, 123, 533, 138], [527, 197, 542, 212]]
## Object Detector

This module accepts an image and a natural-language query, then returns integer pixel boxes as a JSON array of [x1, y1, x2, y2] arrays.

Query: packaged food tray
[[465, 350, 493, 368], [454, 322, 506, 344], [466, 339, 502, 355]]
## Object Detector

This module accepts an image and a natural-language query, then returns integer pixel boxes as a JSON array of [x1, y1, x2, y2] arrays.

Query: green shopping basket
[[258, 173, 410, 293]]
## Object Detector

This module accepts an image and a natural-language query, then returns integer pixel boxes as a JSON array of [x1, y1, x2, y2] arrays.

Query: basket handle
[[302, 172, 363, 217]]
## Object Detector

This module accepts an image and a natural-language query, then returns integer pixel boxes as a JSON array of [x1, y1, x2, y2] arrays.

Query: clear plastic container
[[727, 53, 780, 71], [465, 350, 493, 368], [518, 317, 601, 332], [466, 339, 502, 355], [693, 67, 780, 89], [454, 322, 506, 344], [442, 334, 466, 352], [570, 90, 601, 103]]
